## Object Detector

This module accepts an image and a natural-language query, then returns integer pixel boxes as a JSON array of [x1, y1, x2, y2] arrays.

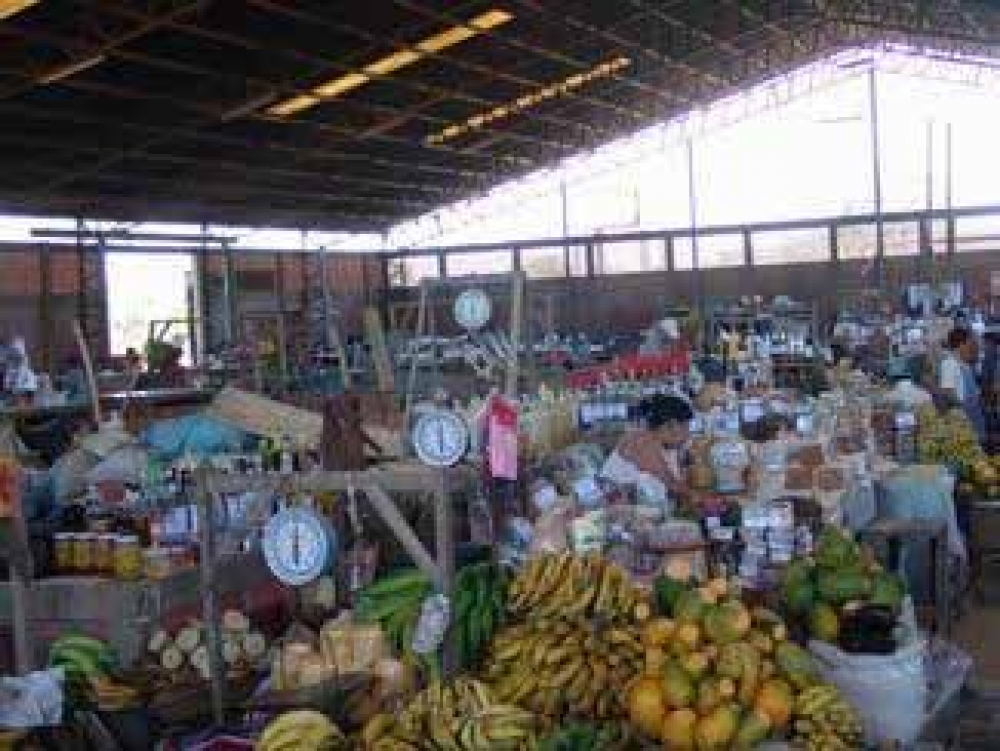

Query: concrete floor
[[954, 604, 1000, 690]]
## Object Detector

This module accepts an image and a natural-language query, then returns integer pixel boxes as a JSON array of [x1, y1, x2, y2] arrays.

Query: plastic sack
[[49, 447, 99, 502], [141, 414, 248, 461], [809, 634, 928, 745], [0, 669, 65, 728], [878, 464, 964, 558], [86, 444, 149, 486]]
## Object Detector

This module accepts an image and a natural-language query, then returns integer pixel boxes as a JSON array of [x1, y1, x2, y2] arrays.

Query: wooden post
[[1, 429, 33, 674], [196, 472, 226, 726], [363, 484, 442, 587], [72, 319, 102, 425], [404, 280, 429, 417], [506, 271, 525, 397], [434, 471, 456, 673], [364, 307, 395, 392]]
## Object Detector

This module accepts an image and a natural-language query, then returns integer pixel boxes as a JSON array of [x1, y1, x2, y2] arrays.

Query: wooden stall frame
[[194, 463, 472, 725]]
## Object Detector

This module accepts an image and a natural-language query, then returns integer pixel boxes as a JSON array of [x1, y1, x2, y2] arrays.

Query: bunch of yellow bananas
[[792, 684, 864, 750], [258, 710, 346, 751], [507, 552, 646, 621], [361, 677, 537, 750], [484, 616, 643, 724]]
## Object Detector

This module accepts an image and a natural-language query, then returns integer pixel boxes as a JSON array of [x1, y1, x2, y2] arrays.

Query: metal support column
[[868, 67, 885, 287]]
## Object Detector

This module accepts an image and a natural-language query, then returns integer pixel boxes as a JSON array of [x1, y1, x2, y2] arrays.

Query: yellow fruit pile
[[483, 616, 643, 723], [917, 406, 984, 479], [627, 580, 862, 749], [360, 677, 536, 750], [507, 552, 645, 621], [258, 710, 346, 751]]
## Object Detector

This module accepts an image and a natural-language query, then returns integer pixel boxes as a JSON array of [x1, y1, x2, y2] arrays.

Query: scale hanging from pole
[[262, 505, 335, 586], [411, 407, 469, 467], [454, 288, 492, 331]]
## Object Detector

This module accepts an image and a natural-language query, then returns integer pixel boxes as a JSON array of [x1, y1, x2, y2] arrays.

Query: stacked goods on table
[[779, 527, 906, 654]]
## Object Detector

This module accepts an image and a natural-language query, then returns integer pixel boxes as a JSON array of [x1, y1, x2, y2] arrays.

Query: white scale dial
[[412, 408, 469, 467], [454, 288, 492, 331], [262, 506, 332, 586]]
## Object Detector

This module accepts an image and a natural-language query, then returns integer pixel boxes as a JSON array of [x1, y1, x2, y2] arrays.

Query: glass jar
[[53, 533, 74, 573], [73, 533, 95, 574], [142, 547, 171, 580], [96, 534, 117, 575], [114, 535, 142, 580]]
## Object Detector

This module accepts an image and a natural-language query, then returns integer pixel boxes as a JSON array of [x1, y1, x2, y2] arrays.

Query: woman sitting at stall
[[601, 393, 694, 517]]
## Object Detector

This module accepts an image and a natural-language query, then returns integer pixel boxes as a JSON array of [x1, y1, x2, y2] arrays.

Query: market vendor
[[939, 326, 985, 443], [601, 393, 694, 516]]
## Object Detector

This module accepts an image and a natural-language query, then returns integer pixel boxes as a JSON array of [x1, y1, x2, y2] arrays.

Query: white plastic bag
[[809, 634, 928, 745], [0, 669, 64, 728]]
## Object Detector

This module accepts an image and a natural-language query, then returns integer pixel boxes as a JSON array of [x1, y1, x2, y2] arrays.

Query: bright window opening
[[105, 253, 195, 364]]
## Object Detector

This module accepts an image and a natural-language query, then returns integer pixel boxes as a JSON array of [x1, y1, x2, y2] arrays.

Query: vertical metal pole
[[945, 123, 956, 276], [925, 119, 934, 214], [686, 137, 703, 345], [868, 67, 885, 286], [560, 178, 570, 276], [196, 474, 225, 726], [222, 242, 236, 344]]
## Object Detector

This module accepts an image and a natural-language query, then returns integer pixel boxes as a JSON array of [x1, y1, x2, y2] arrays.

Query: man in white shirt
[[939, 327, 985, 442]]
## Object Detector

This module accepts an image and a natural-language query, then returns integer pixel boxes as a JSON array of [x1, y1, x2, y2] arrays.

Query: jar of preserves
[[114, 535, 142, 580], [53, 533, 74, 573], [96, 534, 117, 575], [73, 533, 95, 574]]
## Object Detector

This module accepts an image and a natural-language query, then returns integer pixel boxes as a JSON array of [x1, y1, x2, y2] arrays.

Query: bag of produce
[[809, 634, 928, 744]]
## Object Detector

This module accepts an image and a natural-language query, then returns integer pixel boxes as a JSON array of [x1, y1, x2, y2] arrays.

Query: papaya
[[816, 570, 872, 604], [661, 708, 698, 749], [754, 677, 794, 729], [733, 708, 772, 749], [694, 702, 740, 749], [869, 571, 905, 609], [674, 589, 709, 625], [808, 602, 840, 642], [702, 601, 752, 645], [627, 676, 667, 739], [782, 579, 816, 615], [814, 526, 859, 570], [774, 641, 821, 689], [641, 617, 676, 648], [662, 663, 696, 709]]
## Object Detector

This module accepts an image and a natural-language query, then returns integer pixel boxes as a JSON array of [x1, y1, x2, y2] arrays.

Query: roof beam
[[245, 0, 623, 142]]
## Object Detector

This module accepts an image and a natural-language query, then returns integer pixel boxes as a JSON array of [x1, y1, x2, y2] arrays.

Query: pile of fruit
[[917, 405, 984, 480], [507, 551, 645, 620], [146, 609, 267, 684], [484, 616, 643, 722], [258, 709, 347, 751], [355, 569, 433, 658], [361, 677, 536, 750], [451, 560, 506, 669], [780, 526, 905, 652], [632, 576, 863, 749]]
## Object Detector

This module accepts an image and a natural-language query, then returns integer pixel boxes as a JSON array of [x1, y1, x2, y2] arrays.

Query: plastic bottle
[[411, 593, 451, 655]]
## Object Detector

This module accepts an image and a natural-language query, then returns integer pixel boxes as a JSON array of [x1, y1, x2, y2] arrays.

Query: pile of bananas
[[484, 616, 643, 723], [258, 709, 347, 751], [916, 406, 984, 478], [451, 561, 506, 669], [361, 677, 536, 750], [507, 552, 645, 621], [791, 683, 864, 750]]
